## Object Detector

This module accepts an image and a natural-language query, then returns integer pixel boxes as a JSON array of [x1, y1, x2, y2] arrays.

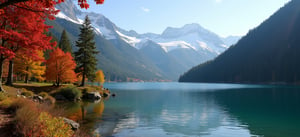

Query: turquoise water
[[68, 82, 300, 137]]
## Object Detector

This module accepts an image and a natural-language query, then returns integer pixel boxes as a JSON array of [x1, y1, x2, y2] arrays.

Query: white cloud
[[140, 7, 150, 13]]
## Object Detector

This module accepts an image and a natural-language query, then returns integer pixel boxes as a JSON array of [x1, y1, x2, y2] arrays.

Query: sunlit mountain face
[[52, 0, 240, 81]]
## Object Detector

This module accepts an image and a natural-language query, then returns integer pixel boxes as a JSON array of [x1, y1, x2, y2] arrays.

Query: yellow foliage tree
[[14, 50, 46, 83], [93, 100, 104, 117], [95, 70, 105, 86]]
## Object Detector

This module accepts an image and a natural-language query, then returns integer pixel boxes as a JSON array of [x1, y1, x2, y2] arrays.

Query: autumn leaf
[[95, 70, 105, 86], [45, 48, 77, 86], [14, 50, 46, 82]]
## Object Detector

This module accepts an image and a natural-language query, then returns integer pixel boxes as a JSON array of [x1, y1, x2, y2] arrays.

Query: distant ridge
[[52, 0, 240, 81], [179, 0, 300, 84]]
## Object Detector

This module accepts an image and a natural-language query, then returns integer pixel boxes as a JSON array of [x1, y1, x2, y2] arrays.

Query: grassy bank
[[0, 83, 109, 136]]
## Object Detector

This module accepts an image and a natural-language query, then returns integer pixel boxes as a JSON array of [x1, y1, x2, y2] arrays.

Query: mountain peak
[[53, 1, 238, 81], [182, 23, 203, 30], [161, 23, 210, 39], [56, 0, 82, 21]]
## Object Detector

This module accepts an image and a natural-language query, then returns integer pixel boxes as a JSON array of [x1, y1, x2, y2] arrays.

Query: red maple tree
[[45, 48, 77, 86], [0, 0, 105, 9], [0, 1, 57, 91]]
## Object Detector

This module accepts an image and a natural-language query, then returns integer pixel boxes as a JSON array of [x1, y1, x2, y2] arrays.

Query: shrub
[[81, 87, 94, 94], [93, 86, 101, 91], [38, 92, 48, 98], [44, 96, 56, 105], [0, 92, 7, 101], [37, 112, 74, 137], [16, 108, 74, 137], [56, 86, 82, 101], [15, 101, 40, 136], [38, 102, 65, 117], [13, 99, 71, 136], [0, 98, 13, 108], [10, 98, 33, 110], [21, 90, 34, 97]]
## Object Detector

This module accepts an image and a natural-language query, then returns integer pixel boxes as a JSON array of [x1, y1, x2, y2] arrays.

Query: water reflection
[[212, 87, 300, 137], [57, 100, 105, 132], [94, 88, 253, 137], [56, 83, 300, 137]]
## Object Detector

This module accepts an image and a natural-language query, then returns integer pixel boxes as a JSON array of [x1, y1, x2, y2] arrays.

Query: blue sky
[[82, 0, 290, 37]]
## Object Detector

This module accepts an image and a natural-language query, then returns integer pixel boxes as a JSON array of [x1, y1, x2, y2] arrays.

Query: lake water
[[61, 82, 300, 137]]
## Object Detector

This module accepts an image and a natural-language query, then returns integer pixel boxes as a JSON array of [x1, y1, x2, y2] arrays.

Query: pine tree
[[58, 30, 72, 54], [74, 15, 99, 87]]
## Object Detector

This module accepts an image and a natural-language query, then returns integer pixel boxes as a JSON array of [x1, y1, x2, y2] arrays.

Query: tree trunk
[[81, 105, 85, 120], [81, 74, 85, 87], [57, 78, 60, 87], [5, 60, 13, 86], [24, 66, 29, 83], [0, 59, 5, 92]]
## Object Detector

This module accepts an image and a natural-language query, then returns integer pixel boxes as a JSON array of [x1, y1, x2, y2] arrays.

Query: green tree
[[74, 15, 98, 87], [58, 30, 72, 54], [44, 32, 59, 60]]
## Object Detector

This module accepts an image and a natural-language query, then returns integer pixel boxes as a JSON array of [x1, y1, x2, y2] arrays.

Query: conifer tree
[[74, 15, 98, 86], [58, 30, 72, 53]]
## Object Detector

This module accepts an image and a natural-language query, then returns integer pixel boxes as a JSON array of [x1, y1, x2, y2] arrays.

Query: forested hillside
[[179, 0, 300, 84]]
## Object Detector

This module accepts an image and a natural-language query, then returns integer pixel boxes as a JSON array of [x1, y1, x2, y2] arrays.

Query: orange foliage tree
[[0, 0, 57, 90], [45, 48, 77, 86], [14, 50, 46, 83], [95, 70, 105, 86]]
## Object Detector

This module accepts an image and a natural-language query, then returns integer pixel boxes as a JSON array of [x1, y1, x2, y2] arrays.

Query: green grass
[[55, 86, 82, 101]]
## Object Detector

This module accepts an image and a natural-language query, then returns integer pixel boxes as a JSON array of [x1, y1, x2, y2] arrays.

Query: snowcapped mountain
[[159, 24, 226, 54], [53, 0, 241, 81], [117, 23, 235, 56], [158, 41, 195, 52], [56, 1, 234, 55]]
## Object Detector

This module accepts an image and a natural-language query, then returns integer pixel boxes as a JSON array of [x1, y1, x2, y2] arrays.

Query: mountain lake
[[58, 82, 300, 137]]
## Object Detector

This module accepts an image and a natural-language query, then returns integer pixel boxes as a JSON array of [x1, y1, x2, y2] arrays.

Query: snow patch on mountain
[[135, 39, 151, 49], [116, 31, 141, 47], [76, 13, 117, 39], [55, 1, 240, 58], [158, 41, 196, 52], [97, 26, 116, 39], [220, 44, 229, 48], [56, 12, 82, 24], [197, 41, 213, 52]]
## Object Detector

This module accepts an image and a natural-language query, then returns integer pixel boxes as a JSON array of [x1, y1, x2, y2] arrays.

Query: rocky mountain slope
[[51, 0, 240, 81]]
